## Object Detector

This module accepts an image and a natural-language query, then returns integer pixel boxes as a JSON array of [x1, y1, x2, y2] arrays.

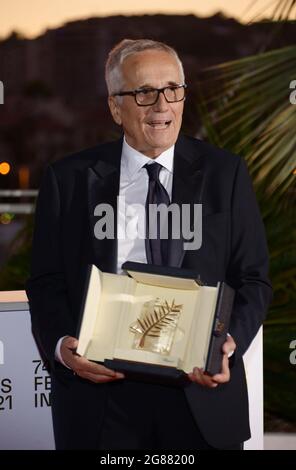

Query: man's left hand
[[188, 335, 236, 388]]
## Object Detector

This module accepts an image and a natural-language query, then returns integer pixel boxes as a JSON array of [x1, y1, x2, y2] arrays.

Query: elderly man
[[26, 39, 272, 450]]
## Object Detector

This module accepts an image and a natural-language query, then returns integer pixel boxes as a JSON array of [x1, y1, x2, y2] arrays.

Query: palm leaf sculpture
[[130, 299, 183, 349]]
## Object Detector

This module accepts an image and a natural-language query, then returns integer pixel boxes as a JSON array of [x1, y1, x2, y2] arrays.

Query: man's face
[[108, 50, 184, 158]]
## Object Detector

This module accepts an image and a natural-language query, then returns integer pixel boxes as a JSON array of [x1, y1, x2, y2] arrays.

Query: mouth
[[147, 120, 172, 129]]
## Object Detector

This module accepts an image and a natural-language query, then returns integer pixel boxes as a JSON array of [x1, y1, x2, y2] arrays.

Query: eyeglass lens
[[136, 86, 185, 105]]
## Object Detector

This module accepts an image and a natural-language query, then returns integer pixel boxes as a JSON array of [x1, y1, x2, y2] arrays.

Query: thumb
[[222, 335, 236, 355]]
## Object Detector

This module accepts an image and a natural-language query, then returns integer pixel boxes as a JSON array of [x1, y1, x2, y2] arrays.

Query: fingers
[[74, 357, 125, 384], [76, 357, 116, 376], [78, 370, 125, 384], [188, 350, 231, 388], [188, 367, 218, 388], [60, 336, 125, 384], [74, 357, 125, 383], [211, 353, 230, 383]]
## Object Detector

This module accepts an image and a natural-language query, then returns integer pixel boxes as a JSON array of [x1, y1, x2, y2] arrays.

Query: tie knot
[[144, 162, 162, 181]]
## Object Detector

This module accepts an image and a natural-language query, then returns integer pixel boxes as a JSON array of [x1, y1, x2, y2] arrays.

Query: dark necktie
[[144, 162, 170, 266]]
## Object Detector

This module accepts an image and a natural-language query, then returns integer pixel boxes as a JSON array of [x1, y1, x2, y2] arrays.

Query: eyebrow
[[137, 81, 180, 89]]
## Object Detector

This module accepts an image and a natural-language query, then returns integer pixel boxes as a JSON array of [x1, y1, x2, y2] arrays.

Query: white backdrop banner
[[0, 308, 55, 450]]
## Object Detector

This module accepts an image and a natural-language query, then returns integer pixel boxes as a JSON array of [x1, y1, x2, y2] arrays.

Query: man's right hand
[[60, 336, 125, 384]]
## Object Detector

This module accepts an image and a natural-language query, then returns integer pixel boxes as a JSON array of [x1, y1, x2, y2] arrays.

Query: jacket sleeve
[[227, 157, 272, 359], [26, 165, 76, 370]]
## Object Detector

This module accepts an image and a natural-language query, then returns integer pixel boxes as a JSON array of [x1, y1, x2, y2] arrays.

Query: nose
[[152, 90, 169, 112]]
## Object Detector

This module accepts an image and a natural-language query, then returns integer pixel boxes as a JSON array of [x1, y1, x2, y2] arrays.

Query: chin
[[155, 136, 175, 150], [149, 132, 175, 146]]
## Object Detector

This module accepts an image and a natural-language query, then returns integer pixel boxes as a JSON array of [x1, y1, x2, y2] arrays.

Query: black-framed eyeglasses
[[112, 84, 187, 106]]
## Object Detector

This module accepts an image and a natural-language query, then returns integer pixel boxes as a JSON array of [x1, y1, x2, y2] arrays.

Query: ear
[[108, 96, 122, 125]]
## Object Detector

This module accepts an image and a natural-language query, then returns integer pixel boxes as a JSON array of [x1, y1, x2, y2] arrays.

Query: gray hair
[[105, 39, 185, 95]]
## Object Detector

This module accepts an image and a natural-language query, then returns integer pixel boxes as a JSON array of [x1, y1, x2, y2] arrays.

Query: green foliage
[[199, 45, 296, 212]]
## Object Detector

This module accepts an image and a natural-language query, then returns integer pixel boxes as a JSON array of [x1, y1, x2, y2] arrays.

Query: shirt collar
[[122, 136, 174, 179]]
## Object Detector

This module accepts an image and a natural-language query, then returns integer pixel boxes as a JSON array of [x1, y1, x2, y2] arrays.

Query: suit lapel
[[87, 138, 122, 273], [86, 134, 205, 271], [168, 135, 205, 267]]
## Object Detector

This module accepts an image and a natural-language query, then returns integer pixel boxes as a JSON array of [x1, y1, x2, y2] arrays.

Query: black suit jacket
[[26, 134, 272, 448]]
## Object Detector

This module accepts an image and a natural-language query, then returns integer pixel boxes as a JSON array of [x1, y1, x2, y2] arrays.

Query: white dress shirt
[[117, 137, 174, 273]]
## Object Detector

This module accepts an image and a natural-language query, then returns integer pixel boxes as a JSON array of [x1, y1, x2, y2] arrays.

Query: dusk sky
[[0, 0, 284, 39]]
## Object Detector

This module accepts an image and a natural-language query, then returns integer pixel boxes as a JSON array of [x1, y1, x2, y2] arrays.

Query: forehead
[[121, 50, 182, 88]]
